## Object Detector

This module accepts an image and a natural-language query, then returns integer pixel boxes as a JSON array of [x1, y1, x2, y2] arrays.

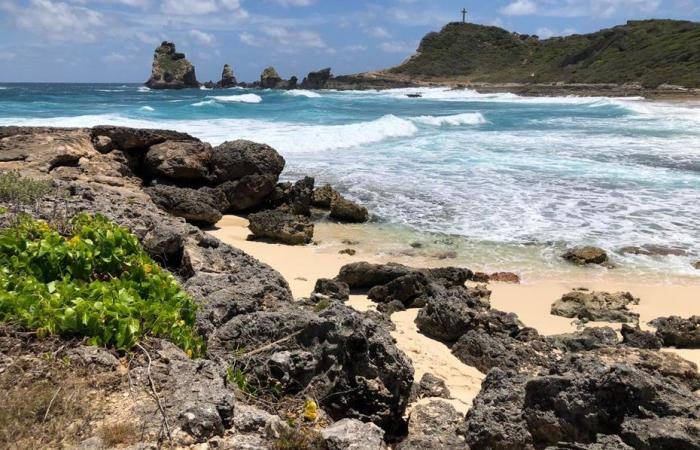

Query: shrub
[[0, 213, 204, 356], [0, 171, 52, 208]]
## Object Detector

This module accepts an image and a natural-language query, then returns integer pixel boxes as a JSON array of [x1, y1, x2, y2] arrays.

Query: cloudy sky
[[0, 0, 698, 82]]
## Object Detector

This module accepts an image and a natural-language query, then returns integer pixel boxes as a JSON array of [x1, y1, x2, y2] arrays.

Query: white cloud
[[0, 50, 16, 61], [526, 0, 660, 18], [500, 0, 537, 16], [241, 26, 327, 53], [380, 41, 415, 54], [10, 0, 104, 42], [102, 51, 129, 63], [270, 0, 316, 6], [160, 0, 218, 15], [239, 32, 258, 46], [188, 29, 216, 46], [367, 26, 390, 38]]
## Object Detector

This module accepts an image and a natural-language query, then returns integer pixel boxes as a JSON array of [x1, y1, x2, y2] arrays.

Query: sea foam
[[209, 94, 262, 104], [412, 112, 487, 126], [285, 90, 322, 98]]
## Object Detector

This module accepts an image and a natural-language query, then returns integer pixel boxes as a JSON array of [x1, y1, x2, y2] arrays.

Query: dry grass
[[99, 421, 140, 447]]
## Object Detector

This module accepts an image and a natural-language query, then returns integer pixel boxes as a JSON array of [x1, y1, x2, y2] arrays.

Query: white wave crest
[[209, 94, 262, 104], [200, 86, 212, 90], [140, 106, 155, 112], [285, 90, 322, 98], [137, 86, 151, 92], [412, 112, 487, 126]]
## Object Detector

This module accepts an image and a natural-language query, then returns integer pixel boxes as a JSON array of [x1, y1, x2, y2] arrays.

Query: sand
[[208, 215, 700, 412]]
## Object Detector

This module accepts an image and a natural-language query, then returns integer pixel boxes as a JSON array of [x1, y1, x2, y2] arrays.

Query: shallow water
[[1, 83, 699, 278]]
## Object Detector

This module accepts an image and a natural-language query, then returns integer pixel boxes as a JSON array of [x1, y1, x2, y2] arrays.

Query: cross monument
[[462, 8, 467, 23]]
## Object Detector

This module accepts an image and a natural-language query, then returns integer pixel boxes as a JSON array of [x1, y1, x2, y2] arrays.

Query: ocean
[[1, 83, 699, 279]]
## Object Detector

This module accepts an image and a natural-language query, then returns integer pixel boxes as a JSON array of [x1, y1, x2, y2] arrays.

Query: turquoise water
[[1, 83, 699, 276]]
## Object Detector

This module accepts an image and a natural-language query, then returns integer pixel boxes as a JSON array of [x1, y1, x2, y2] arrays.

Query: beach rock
[[321, 419, 386, 450], [376, 300, 406, 316], [145, 184, 227, 225], [247, 209, 313, 245], [368, 272, 436, 308], [415, 293, 502, 343], [260, 67, 283, 89], [311, 278, 350, 302], [620, 324, 662, 349], [301, 68, 332, 89], [489, 272, 521, 283], [91, 126, 197, 152], [145, 41, 199, 89], [218, 174, 277, 211], [339, 248, 356, 256], [548, 327, 619, 352], [217, 64, 237, 88], [270, 176, 314, 216], [416, 373, 451, 399], [207, 302, 414, 435], [144, 140, 212, 181], [620, 417, 700, 450], [330, 196, 369, 223], [312, 184, 340, 208], [544, 435, 634, 449], [472, 272, 490, 283], [562, 246, 609, 266], [423, 266, 473, 287], [397, 400, 465, 450], [550, 289, 639, 323], [209, 140, 285, 184], [693, 261, 700, 270], [337, 262, 413, 289], [650, 316, 700, 348]]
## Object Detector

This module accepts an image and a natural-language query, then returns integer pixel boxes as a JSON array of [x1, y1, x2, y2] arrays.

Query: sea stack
[[145, 42, 199, 89], [217, 64, 237, 88], [301, 68, 332, 89], [260, 67, 282, 89]]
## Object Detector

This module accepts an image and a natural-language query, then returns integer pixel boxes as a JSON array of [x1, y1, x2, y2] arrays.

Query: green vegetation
[[272, 427, 324, 450], [391, 20, 700, 88], [0, 213, 203, 356], [0, 171, 52, 210]]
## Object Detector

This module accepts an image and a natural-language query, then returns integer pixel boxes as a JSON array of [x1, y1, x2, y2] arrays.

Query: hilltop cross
[[462, 8, 467, 23]]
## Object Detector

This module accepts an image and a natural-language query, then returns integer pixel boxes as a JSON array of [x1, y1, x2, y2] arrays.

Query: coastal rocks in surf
[[551, 289, 640, 323], [145, 42, 199, 89], [144, 140, 212, 181], [650, 316, 700, 348], [247, 209, 314, 245], [301, 68, 333, 89], [145, 184, 227, 225], [267, 177, 315, 216], [208, 140, 285, 184], [260, 67, 283, 89], [218, 174, 278, 211], [562, 246, 610, 266], [473, 271, 521, 284], [217, 64, 237, 88], [312, 184, 340, 208], [330, 196, 369, 223]]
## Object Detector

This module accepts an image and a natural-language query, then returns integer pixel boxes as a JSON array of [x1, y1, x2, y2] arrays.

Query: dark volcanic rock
[[368, 272, 436, 308], [397, 400, 465, 449], [321, 419, 386, 450], [144, 140, 212, 181], [301, 68, 332, 89], [620, 324, 662, 350], [415, 292, 496, 343], [337, 262, 413, 289], [551, 289, 639, 323], [146, 184, 227, 225], [269, 176, 315, 216], [650, 316, 700, 348], [330, 195, 369, 223], [562, 246, 609, 266], [145, 41, 199, 89], [416, 373, 451, 399], [548, 327, 619, 352], [218, 174, 277, 212], [209, 140, 285, 184], [312, 183, 340, 208], [260, 66, 283, 89], [247, 209, 313, 245], [217, 64, 237, 88], [311, 278, 350, 302]]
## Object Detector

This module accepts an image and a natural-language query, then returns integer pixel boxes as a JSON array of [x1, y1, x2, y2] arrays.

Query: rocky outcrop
[[321, 419, 386, 450], [218, 174, 277, 212], [301, 68, 332, 89], [398, 400, 465, 449], [145, 42, 199, 89], [312, 183, 340, 208], [217, 64, 237, 88], [311, 278, 350, 302], [144, 140, 212, 181], [562, 246, 610, 266], [267, 177, 315, 216], [651, 316, 700, 348], [247, 209, 314, 245], [145, 184, 227, 225], [330, 195, 369, 223], [260, 66, 283, 89], [209, 140, 285, 184], [551, 289, 640, 323], [620, 324, 662, 349], [414, 373, 451, 400]]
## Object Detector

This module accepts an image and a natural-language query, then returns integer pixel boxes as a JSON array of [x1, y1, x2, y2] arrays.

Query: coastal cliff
[[145, 41, 200, 89]]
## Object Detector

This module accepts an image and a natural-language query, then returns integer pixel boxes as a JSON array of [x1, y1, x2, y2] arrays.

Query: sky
[[0, 0, 699, 83]]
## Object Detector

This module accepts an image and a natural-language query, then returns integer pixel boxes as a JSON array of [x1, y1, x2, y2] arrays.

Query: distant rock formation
[[145, 42, 199, 89], [217, 64, 237, 88], [301, 68, 332, 89], [260, 67, 282, 89]]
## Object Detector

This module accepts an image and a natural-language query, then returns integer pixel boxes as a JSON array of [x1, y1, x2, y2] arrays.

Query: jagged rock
[[311, 278, 350, 302], [415, 292, 503, 343], [145, 42, 199, 89], [620, 417, 700, 450], [321, 419, 386, 450], [207, 302, 414, 435], [397, 400, 465, 449], [368, 272, 436, 308], [416, 373, 451, 399], [268, 177, 314, 216], [260, 67, 283, 89], [247, 209, 313, 245], [145, 184, 227, 225], [551, 289, 639, 323], [337, 262, 413, 289], [217, 64, 237, 88], [376, 300, 406, 316], [544, 435, 634, 449], [330, 195, 369, 223], [218, 174, 277, 212], [66, 346, 120, 370], [312, 183, 340, 208], [301, 68, 332, 89], [620, 324, 662, 349], [650, 316, 700, 348], [91, 126, 197, 152], [209, 140, 285, 184], [203, 80, 215, 89], [562, 246, 609, 266], [144, 140, 212, 181], [233, 404, 287, 439], [548, 327, 619, 352], [488, 272, 521, 283]]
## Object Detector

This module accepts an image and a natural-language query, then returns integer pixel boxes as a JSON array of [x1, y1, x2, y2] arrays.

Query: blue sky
[[0, 0, 698, 82]]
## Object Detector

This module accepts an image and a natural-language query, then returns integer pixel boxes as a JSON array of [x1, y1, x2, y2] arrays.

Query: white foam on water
[[96, 89, 125, 92], [209, 94, 262, 104], [199, 86, 212, 90], [191, 100, 217, 107], [140, 106, 155, 112], [137, 86, 151, 92], [0, 87, 9, 90], [411, 112, 487, 126], [284, 90, 322, 98]]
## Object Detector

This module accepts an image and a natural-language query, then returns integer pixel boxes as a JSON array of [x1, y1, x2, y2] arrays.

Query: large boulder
[[301, 68, 332, 89], [650, 316, 700, 348], [551, 289, 639, 323], [620, 324, 662, 350], [397, 400, 465, 450], [145, 184, 227, 225], [260, 66, 283, 89], [415, 292, 496, 343], [312, 183, 340, 208], [562, 246, 609, 266], [247, 209, 313, 245], [218, 174, 277, 212], [321, 419, 386, 450], [267, 177, 315, 216], [548, 327, 619, 352], [311, 278, 350, 302], [145, 41, 199, 89], [330, 195, 369, 223], [217, 64, 237, 88], [337, 262, 413, 290], [144, 140, 212, 181], [208, 140, 285, 184]]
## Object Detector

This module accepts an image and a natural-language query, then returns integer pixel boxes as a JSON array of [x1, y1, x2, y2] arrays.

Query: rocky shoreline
[[1, 126, 699, 449]]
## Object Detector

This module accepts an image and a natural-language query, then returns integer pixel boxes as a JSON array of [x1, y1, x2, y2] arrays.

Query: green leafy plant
[[0, 213, 204, 356], [0, 171, 52, 209]]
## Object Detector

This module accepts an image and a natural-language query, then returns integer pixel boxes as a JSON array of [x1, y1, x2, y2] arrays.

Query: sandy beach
[[208, 215, 700, 412]]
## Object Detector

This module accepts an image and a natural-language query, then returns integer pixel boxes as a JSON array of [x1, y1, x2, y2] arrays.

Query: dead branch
[[136, 343, 172, 444]]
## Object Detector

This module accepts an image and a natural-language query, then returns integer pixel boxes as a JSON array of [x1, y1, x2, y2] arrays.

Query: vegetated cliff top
[[390, 19, 700, 88]]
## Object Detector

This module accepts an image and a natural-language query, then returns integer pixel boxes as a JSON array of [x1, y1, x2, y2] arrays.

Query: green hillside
[[390, 20, 700, 88]]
